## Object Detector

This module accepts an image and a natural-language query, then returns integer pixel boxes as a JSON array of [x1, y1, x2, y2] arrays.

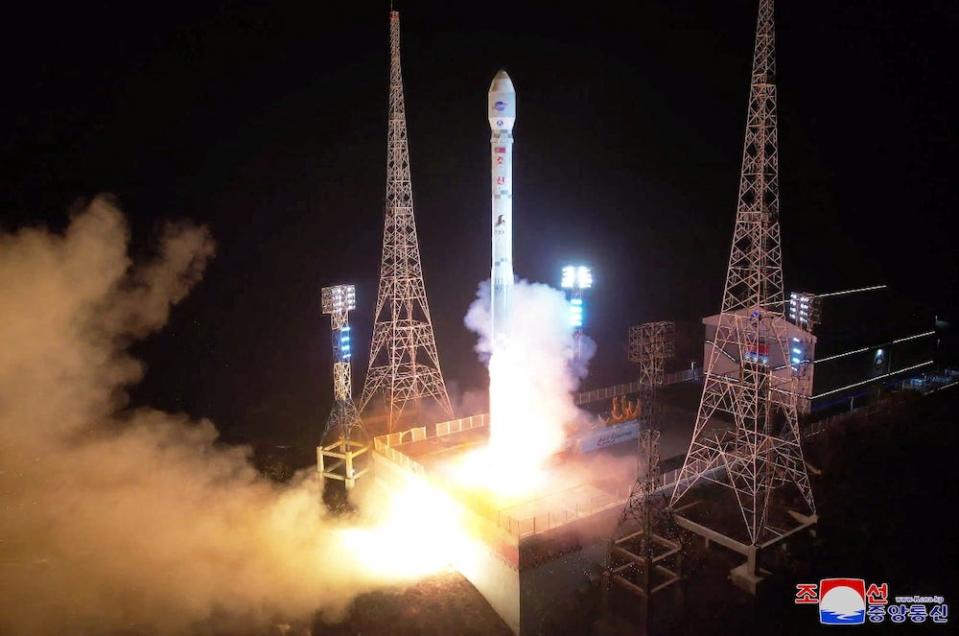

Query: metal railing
[[372, 419, 716, 540], [370, 367, 714, 539], [499, 494, 622, 538], [802, 399, 894, 439], [372, 433, 427, 476], [434, 413, 489, 437], [373, 421, 630, 539], [574, 366, 702, 406], [372, 372, 929, 540], [374, 369, 704, 442]]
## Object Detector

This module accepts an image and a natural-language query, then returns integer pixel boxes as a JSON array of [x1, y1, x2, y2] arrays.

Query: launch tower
[[669, 0, 817, 593], [605, 322, 681, 631], [360, 10, 453, 431]]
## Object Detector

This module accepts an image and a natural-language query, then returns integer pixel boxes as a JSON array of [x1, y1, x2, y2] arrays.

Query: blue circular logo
[[494, 101, 506, 112]]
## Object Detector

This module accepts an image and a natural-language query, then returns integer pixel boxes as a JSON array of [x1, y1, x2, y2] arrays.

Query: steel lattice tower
[[318, 285, 369, 491], [605, 322, 680, 629], [622, 322, 674, 534], [670, 0, 816, 550], [320, 285, 361, 444], [359, 10, 453, 432]]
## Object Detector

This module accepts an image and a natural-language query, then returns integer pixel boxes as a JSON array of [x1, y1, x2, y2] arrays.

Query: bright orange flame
[[336, 477, 471, 580], [448, 345, 570, 500]]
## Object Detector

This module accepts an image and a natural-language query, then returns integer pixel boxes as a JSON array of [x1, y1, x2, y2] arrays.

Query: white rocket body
[[488, 70, 516, 346]]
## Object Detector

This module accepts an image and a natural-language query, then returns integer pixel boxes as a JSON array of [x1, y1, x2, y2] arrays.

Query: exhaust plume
[[0, 198, 457, 635], [462, 280, 597, 494]]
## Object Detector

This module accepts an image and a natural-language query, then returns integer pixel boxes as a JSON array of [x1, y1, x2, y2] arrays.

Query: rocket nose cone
[[489, 69, 515, 94]]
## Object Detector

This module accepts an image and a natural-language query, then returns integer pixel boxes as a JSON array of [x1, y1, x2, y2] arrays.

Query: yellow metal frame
[[318, 438, 370, 490]]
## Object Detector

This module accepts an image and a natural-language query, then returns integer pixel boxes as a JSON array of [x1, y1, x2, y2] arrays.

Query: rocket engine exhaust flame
[[462, 281, 597, 498]]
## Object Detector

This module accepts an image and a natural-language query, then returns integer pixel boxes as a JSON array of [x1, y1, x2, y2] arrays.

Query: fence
[[369, 372, 714, 539], [498, 493, 623, 538], [494, 457, 722, 538], [373, 418, 637, 539], [371, 406, 869, 540], [635, 458, 719, 498], [573, 366, 702, 406], [372, 431, 427, 476], [803, 397, 896, 439], [371, 398, 891, 540], [375, 365, 903, 540], [435, 413, 489, 437], [372, 369, 703, 446]]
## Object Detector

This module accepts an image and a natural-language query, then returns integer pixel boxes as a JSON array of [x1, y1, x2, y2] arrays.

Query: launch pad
[[372, 415, 631, 634]]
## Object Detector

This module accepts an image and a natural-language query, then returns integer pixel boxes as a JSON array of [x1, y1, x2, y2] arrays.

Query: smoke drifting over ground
[[463, 280, 598, 492], [0, 198, 445, 635]]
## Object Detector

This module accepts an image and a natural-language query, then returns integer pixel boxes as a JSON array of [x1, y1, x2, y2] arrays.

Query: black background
[[2, 1, 955, 447]]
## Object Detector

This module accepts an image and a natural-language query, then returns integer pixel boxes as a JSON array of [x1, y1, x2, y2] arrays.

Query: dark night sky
[[2, 1, 956, 447]]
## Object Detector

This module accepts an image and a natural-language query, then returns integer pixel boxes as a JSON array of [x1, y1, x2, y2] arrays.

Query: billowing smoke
[[0, 198, 453, 635], [463, 280, 597, 494]]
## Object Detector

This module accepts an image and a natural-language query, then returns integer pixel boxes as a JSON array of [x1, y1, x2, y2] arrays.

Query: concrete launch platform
[[372, 415, 630, 634]]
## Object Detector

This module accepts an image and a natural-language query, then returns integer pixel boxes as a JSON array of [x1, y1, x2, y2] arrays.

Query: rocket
[[488, 69, 515, 346]]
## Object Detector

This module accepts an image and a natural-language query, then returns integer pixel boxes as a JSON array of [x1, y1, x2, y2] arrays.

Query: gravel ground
[[313, 570, 512, 636]]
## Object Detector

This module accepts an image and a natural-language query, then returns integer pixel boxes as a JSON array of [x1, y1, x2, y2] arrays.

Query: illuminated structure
[[606, 322, 680, 630], [670, 0, 817, 593], [489, 70, 517, 347], [788, 291, 821, 332], [318, 284, 368, 490], [784, 284, 936, 411], [561, 265, 592, 361], [360, 10, 453, 431]]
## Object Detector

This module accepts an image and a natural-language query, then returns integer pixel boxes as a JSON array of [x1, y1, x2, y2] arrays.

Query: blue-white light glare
[[569, 302, 584, 328], [577, 266, 593, 289], [561, 264, 593, 290], [337, 326, 352, 358]]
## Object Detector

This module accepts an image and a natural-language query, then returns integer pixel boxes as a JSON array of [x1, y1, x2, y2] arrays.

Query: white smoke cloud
[[0, 198, 449, 635], [462, 280, 598, 492]]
